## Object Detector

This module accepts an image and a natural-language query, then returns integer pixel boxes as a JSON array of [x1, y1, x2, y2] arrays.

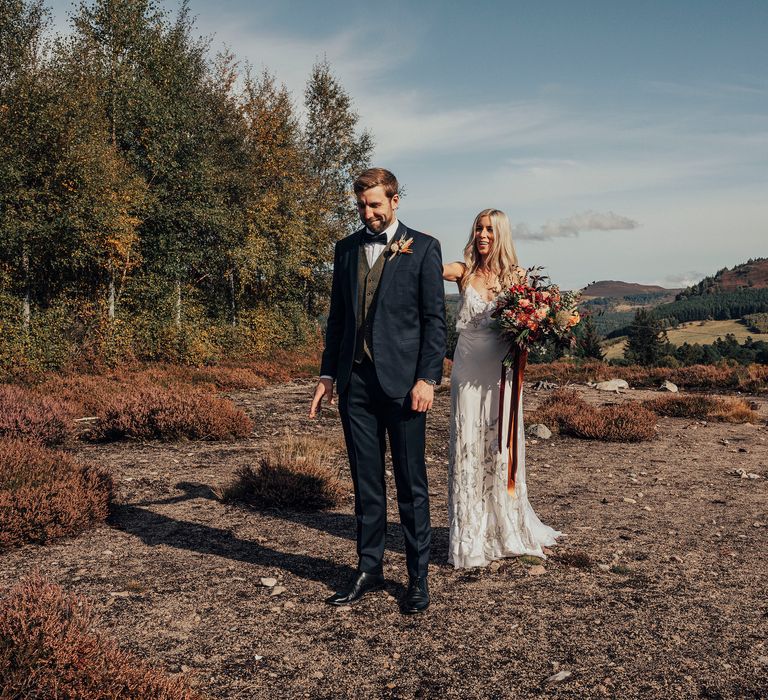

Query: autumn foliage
[[223, 435, 347, 511], [642, 394, 759, 423], [528, 390, 657, 442], [526, 360, 768, 393], [0, 385, 73, 445], [0, 574, 202, 699], [0, 440, 113, 549]]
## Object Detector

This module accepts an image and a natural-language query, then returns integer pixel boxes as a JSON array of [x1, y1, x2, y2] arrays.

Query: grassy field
[[603, 319, 766, 360]]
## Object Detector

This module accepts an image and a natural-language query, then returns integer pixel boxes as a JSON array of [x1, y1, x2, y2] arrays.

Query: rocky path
[[1, 381, 767, 699]]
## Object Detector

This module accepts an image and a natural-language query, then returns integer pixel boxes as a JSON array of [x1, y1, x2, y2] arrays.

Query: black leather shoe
[[400, 576, 429, 614], [325, 571, 385, 606]]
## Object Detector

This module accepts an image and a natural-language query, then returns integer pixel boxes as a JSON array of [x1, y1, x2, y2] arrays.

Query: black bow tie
[[362, 231, 388, 245]]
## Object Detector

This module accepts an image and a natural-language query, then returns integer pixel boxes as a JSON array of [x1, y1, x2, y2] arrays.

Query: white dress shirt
[[364, 217, 399, 268]]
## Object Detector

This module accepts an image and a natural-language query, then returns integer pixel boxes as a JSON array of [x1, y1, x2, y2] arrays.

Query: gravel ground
[[2, 380, 767, 699]]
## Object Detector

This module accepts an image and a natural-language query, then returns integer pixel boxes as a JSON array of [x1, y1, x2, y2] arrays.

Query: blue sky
[[47, 0, 767, 290]]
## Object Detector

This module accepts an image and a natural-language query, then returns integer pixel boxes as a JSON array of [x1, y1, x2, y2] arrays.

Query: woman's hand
[[443, 261, 466, 282]]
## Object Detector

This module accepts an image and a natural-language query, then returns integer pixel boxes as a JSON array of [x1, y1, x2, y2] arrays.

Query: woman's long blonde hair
[[461, 208, 520, 292]]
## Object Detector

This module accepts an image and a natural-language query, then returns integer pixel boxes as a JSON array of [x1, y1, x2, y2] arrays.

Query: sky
[[45, 0, 768, 290]]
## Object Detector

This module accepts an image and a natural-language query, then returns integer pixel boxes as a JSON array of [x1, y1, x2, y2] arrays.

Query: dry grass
[[0, 439, 113, 549], [222, 434, 347, 511], [643, 394, 759, 423], [0, 384, 74, 445], [528, 390, 657, 442], [0, 574, 203, 699]]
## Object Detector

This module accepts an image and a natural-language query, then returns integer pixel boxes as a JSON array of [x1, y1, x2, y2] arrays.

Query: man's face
[[356, 185, 399, 233]]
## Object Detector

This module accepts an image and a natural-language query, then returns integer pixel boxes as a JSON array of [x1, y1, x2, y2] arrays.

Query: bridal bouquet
[[491, 266, 581, 365], [490, 267, 580, 495]]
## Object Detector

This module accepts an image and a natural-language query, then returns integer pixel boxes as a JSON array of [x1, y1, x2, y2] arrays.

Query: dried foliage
[[528, 390, 657, 442], [527, 360, 768, 393], [0, 384, 74, 445], [0, 574, 202, 699], [91, 384, 252, 442], [0, 440, 113, 549], [223, 434, 346, 511], [643, 395, 759, 423]]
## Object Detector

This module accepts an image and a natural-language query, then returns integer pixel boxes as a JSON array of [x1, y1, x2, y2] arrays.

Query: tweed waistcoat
[[354, 247, 387, 363]]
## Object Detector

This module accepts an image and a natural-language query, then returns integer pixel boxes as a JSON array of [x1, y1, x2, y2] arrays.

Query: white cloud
[[514, 210, 639, 241]]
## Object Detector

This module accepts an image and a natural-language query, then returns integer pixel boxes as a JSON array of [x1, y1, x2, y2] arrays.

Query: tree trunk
[[108, 274, 116, 320], [175, 277, 182, 327], [229, 270, 236, 326], [22, 247, 30, 333]]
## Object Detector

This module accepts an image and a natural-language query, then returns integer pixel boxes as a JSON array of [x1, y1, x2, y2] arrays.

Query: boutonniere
[[388, 236, 414, 259]]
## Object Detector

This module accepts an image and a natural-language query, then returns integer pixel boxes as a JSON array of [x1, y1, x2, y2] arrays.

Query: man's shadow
[[113, 481, 449, 590]]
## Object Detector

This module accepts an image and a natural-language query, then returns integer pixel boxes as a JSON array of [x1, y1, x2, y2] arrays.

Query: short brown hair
[[353, 168, 399, 198]]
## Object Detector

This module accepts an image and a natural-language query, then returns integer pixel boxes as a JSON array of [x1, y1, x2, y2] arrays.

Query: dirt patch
[[1, 380, 767, 699]]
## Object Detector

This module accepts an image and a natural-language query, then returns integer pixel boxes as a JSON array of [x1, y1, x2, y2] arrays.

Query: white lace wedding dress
[[447, 284, 562, 569]]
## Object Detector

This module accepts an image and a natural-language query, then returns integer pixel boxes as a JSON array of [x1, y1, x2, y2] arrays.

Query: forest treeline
[[0, 0, 372, 374]]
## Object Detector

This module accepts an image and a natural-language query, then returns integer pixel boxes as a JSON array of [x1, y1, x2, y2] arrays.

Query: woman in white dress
[[443, 209, 561, 569]]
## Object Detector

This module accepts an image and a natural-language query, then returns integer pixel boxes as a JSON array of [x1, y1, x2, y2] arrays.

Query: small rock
[[528, 565, 546, 576], [598, 564, 610, 572], [595, 379, 629, 392], [260, 577, 278, 588], [393, 653, 401, 660], [270, 586, 287, 596], [110, 591, 131, 598], [543, 547, 554, 556], [642, 506, 652, 512], [757, 656, 768, 665], [659, 380, 678, 392], [312, 671, 324, 679], [103, 550, 114, 556], [669, 555, 683, 563], [753, 522, 764, 528], [546, 670, 573, 683], [489, 561, 502, 572], [181, 664, 191, 673], [526, 424, 552, 440], [283, 601, 296, 609], [621, 497, 637, 504], [738, 447, 748, 453], [254, 654, 264, 661]]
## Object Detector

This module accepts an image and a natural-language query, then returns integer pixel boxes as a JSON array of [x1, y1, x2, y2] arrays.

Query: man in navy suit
[[310, 168, 446, 613]]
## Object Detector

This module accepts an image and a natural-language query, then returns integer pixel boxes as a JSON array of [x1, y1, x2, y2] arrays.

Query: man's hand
[[410, 379, 435, 413], [309, 378, 335, 418]]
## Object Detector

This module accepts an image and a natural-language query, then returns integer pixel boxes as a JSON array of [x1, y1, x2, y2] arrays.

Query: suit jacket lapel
[[377, 222, 408, 300]]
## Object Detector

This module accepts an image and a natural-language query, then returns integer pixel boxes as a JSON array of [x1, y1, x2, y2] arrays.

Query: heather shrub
[[643, 394, 759, 423], [527, 360, 768, 393], [91, 384, 252, 441], [223, 434, 346, 511], [0, 439, 113, 549], [0, 384, 74, 445], [528, 390, 657, 442], [0, 574, 203, 699]]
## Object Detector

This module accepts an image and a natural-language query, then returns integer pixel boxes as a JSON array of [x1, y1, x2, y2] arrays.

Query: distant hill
[[677, 258, 768, 298], [581, 280, 679, 299]]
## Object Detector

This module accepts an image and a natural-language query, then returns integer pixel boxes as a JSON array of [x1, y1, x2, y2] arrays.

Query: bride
[[442, 208, 561, 569]]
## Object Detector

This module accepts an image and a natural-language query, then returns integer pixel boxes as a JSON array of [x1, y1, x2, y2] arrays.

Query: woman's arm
[[443, 261, 466, 282]]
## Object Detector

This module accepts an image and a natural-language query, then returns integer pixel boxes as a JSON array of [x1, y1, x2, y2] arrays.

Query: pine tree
[[624, 309, 668, 366], [576, 314, 605, 360]]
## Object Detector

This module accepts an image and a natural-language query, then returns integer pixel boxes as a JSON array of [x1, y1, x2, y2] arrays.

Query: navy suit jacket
[[320, 222, 447, 398]]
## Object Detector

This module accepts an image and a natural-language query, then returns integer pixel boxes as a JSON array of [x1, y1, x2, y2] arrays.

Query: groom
[[309, 167, 446, 613]]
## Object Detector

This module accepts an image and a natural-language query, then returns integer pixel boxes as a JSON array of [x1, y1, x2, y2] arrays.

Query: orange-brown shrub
[[0, 385, 73, 445], [526, 360, 768, 393], [0, 439, 113, 549], [223, 434, 346, 511], [528, 390, 657, 442], [91, 384, 252, 441], [643, 394, 759, 423], [0, 574, 203, 699]]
